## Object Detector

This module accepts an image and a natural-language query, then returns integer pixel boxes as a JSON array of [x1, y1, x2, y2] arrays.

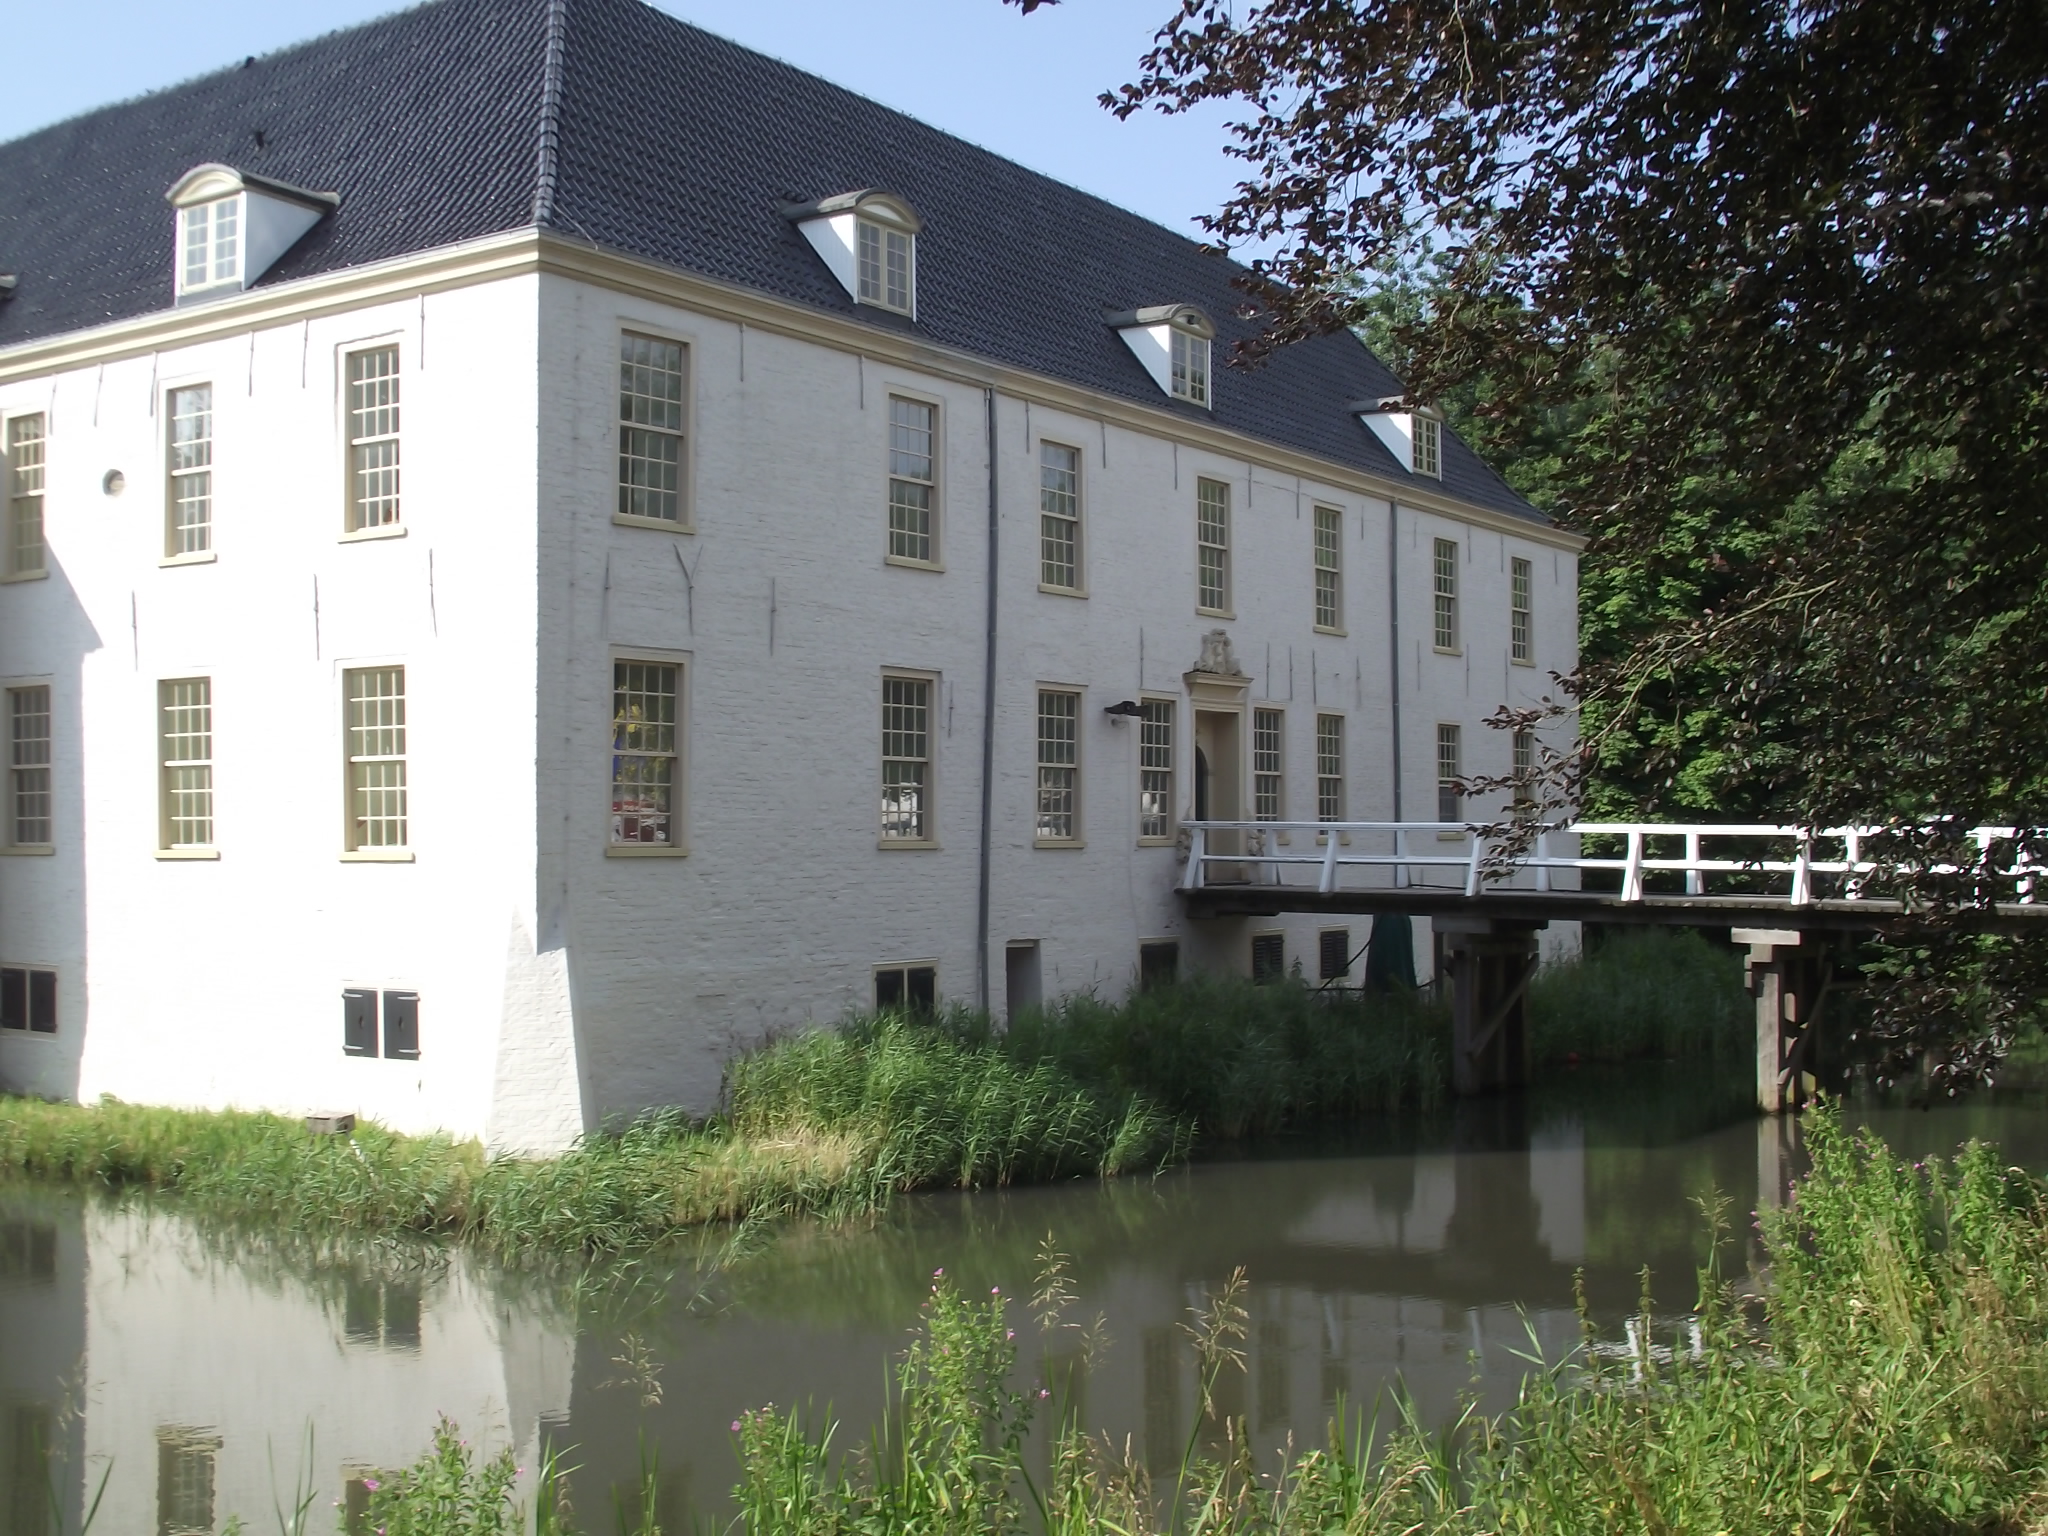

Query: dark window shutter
[[1139, 941, 1179, 990], [0, 969, 23, 1031], [1251, 933, 1285, 982], [26, 970, 55, 1033], [1319, 930, 1350, 981], [342, 989, 378, 1057], [875, 968, 905, 1011], [382, 991, 420, 1060], [907, 966, 936, 1012]]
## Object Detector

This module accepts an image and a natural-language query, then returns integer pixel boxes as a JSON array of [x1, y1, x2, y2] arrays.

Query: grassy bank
[[0, 933, 1749, 1251], [357, 1111, 2048, 1535]]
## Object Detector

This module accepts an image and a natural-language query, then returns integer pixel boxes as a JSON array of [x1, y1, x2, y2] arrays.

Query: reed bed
[[1527, 927, 1750, 1065], [351, 1111, 2048, 1534]]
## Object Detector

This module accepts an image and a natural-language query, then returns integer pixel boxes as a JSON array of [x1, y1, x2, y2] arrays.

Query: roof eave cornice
[[0, 227, 1581, 550]]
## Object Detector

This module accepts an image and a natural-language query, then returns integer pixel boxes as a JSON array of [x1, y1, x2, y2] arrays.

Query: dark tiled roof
[[0, 0, 1544, 524]]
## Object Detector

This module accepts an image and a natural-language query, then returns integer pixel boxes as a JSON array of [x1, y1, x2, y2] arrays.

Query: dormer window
[[788, 191, 921, 319], [1109, 305, 1216, 410], [1352, 398, 1445, 478], [166, 164, 337, 303], [180, 199, 241, 293]]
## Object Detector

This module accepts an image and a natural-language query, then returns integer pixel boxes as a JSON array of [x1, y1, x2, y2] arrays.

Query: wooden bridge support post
[[1437, 919, 1545, 1096], [1738, 928, 1828, 1114]]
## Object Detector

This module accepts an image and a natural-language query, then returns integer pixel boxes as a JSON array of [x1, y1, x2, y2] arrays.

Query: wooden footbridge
[[1177, 820, 2048, 1114]]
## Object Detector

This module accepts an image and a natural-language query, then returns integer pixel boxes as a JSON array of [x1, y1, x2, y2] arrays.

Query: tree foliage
[[1013, 0, 2048, 1078]]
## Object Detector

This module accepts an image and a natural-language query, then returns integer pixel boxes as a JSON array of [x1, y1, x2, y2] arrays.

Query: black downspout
[[976, 388, 1000, 1014]]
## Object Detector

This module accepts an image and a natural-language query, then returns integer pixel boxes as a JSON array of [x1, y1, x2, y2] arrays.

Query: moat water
[[5, 1066, 2047, 1532]]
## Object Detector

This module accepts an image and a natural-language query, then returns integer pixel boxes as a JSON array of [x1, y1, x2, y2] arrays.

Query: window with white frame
[[1253, 708, 1284, 821], [887, 397, 937, 564], [1196, 477, 1230, 613], [344, 668, 407, 851], [159, 678, 213, 850], [1036, 689, 1080, 843], [857, 219, 914, 314], [1413, 414, 1442, 477], [618, 333, 687, 524], [345, 346, 401, 531], [1437, 723, 1463, 824], [8, 686, 50, 847], [1511, 556, 1533, 663], [611, 661, 680, 848], [1313, 505, 1342, 630], [880, 674, 931, 842], [1039, 442, 1081, 591], [166, 385, 213, 557], [179, 199, 240, 293], [1170, 328, 1210, 407], [6, 415, 45, 579], [1315, 714, 1344, 822], [1139, 699, 1175, 841], [1432, 537, 1459, 651]]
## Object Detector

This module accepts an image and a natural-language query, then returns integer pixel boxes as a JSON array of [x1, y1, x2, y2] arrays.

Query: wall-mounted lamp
[[1103, 700, 1143, 721]]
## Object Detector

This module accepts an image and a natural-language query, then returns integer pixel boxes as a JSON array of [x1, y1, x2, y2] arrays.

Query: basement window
[[1251, 932, 1286, 983], [340, 988, 420, 1059], [874, 962, 936, 1013], [0, 966, 55, 1034], [1139, 940, 1180, 990], [1319, 929, 1351, 981]]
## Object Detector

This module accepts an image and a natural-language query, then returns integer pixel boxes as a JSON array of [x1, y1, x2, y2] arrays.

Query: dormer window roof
[[787, 190, 921, 318], [1351, 397, 1445, 478], [165, 164, 337, 303], [1108, 305, 1214, 409]]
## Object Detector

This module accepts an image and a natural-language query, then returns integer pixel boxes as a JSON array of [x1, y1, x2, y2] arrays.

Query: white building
[[0, 0, 1582, 1152]]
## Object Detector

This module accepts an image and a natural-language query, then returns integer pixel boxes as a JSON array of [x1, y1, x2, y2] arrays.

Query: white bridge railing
[[1179, 821, 2040, 907]]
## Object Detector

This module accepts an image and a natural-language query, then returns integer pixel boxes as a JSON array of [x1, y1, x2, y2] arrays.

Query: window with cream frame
[[178, 198, 241, 295], [1432, 537, 1459, 651], [1315, 714, 1345, 822], [610, 656, 686, 853], [158, 678, 215, 853], [1437, 723, 1464, 826], [5, 415, 46, 581], [6, 684, 51, 851], [1313, 505, 1342, 631], [887, 395, 940, 566], [1170, 328, 1211, 407], [1412, 414, 1443, 477], [344, 345, 401, 533], [1196, 477, 1231, 614], [857, 218, 915, 315], [1510, 556, 1533, 663], [343, 667, 408, 854], [1138, 698, 1175, 842], [165, 385, 214, 558], [1035, 688, 1081, 844], [1253, 708, 1284, 822], [618, 331, 690, 527], [1039, 441, 1082, 592], [880, 671, 936, 845]]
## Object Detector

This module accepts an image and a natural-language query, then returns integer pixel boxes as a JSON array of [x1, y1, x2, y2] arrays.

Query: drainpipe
[[976, 388, 1000, 1013]]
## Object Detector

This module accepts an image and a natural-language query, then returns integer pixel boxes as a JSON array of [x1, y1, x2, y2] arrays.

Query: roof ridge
[[532, 0, 568, 226]]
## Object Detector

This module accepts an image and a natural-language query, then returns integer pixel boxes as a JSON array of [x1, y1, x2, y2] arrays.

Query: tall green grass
[[350, 1112, 2048, 1534], [1528, 928, 1750, 1065]]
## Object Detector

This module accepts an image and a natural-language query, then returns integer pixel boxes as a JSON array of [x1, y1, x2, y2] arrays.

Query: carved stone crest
[[1193, 628, 1243, 677]]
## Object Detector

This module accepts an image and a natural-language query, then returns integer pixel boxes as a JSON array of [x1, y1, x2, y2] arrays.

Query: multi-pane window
[[0, 967, 57, 1033], [1413, 415, 1442, 477], [1036, 689, 1080, 843], [346, 346, 401, 531], [166, 386, 213, 557], [1513, 727, 1536, 814], [1313, 505, 1342, 630], [1253, 708, 1284, 821], [1171, 329, 1210, 407], [881, 675, 931, 841], [1196, 478, 1230, 612], [1432, 537, 1459, 651], [875, 963, 937, 1012], [8, 687, 50, 847], [1039, 442, 1081, 590], [618, 333, 687, 523], [1437, 723, 1463, 824], [157, 1428, 220, 1536], [7, 415, 45, 578], [1315, 714, 1344, 822], [179, 199, 239, 292], [344, 668, 407, 851], [1510, 556, 1533, 662], [611, 661, 680, 847], [887, 397, 937, 563], [857, 220, 914, 314], [159, 678, 213, 849], [1139, 698, 1174, 840]]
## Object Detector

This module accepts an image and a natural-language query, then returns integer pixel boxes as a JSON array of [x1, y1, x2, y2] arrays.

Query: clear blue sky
[[4, 0, 1252, 249]]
